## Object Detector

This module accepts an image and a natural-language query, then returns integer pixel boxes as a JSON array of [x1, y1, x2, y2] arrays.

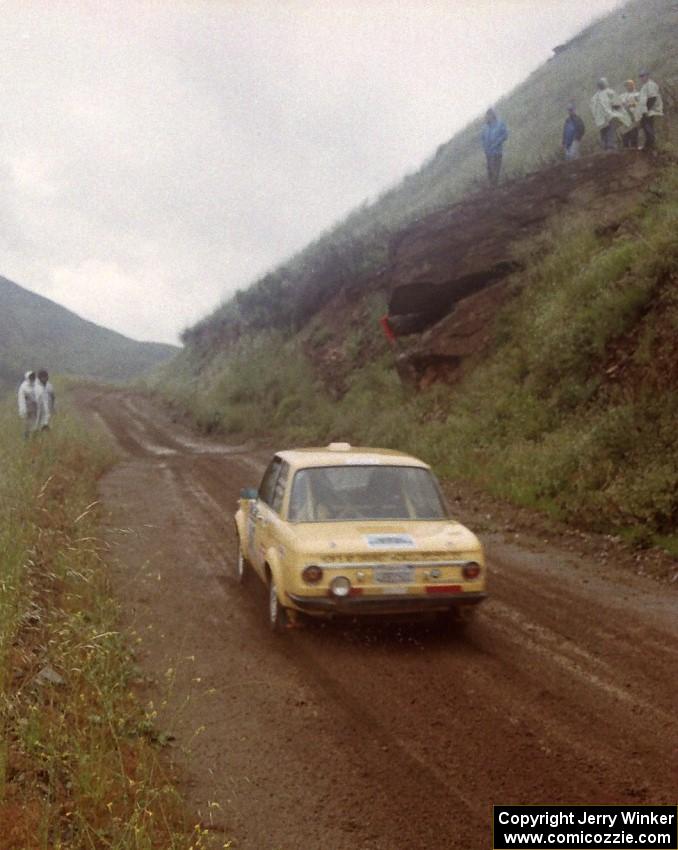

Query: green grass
[[0, 393, 212, 849]]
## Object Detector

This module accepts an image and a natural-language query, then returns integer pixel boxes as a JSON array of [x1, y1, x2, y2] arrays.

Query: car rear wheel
[[438, 606, 476, 632], [268, 575, 289, 633]]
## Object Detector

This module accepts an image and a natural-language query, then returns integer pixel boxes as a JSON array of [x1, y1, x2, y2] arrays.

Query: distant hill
[[0, 276, 178, 396]]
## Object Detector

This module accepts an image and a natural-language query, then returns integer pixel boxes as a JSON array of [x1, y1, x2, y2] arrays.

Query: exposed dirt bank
[[386, 151, 658, 386], [75, 388, 678, 850]]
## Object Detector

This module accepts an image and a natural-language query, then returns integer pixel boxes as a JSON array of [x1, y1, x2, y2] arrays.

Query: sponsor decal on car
[[365, 533, 415, 549]]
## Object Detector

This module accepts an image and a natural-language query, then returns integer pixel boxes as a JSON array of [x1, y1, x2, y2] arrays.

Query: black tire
[[437, 606, 476, 633], [268, 574, 289, 633]]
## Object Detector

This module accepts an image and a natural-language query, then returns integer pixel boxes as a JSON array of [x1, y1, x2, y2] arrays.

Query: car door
[[254, 460, 292, 575], [251, 457, 283, 575]]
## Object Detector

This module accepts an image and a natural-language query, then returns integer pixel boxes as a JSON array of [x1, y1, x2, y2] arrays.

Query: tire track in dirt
[[78, 387, 678, 849]]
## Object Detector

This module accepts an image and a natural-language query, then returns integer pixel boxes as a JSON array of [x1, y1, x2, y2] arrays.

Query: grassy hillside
[[0, 276, 178, 397], [153, 0, 678, 550], [184, 0, 678, 344]]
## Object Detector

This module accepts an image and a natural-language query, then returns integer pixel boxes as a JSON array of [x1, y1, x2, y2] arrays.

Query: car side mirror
[[240, 487, 258, 500]]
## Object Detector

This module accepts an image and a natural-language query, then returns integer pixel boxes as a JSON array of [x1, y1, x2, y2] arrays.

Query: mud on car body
[[234, 443, 486, 632]]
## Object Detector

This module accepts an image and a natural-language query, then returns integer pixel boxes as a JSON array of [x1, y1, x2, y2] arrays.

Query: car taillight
[[462, 562, 481, 580], [302, 565, 323, 584]]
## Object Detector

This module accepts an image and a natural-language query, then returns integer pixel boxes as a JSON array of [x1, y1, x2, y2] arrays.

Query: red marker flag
[[379, 314, 397, 346]]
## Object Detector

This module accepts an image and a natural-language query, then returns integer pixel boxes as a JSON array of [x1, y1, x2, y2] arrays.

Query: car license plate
[[374, 565, 415, 584]]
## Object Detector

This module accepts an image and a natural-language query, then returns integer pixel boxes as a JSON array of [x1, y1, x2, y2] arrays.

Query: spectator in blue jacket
[[562, 102, 586, 160], [481, 109, 508, 186]]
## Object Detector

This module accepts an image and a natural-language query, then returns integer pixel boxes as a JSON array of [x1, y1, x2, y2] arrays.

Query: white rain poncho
[[620, 91, 643, 124], [18, 372, 39, 434], [590, 82, 631, 129], [36, 380, 56, 429], [639, 79, 663, 117]]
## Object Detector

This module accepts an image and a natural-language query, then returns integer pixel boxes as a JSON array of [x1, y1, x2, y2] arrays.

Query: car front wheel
[[236, 538, 250, 584], [268, 576, 289, 633]]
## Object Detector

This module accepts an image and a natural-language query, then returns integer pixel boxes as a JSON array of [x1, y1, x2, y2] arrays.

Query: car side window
[[258, 457, 282, 507], [270, 461, 290, 515]]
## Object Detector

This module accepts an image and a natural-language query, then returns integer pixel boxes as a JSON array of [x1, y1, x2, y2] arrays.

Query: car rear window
[[288, 465, 447, 522]]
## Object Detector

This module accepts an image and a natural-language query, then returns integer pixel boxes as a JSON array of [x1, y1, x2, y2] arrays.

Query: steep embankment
[[327, 149, 658, 388], [154, 0, 678, 548], [182, 0, 677, 350], [0, 276, 178, 396], [157, 154, 678, 547]]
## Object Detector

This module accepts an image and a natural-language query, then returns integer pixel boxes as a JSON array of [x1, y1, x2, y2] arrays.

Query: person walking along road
[[638, 71, 663, 150], [36, 369, 56, 431], [17, 370, 39, 439], [562, 102, 585, 159], [481, 108, 508, 186]]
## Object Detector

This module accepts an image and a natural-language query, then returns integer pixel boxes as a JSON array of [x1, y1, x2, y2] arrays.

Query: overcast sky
[[0, 0, 622, 345]]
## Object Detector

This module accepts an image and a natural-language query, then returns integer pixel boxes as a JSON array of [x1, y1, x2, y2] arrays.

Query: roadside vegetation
[[158, 162, 678, 553], [0, 394, 207, 849]]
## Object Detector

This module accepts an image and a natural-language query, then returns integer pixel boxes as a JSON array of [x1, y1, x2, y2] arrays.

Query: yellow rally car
[[234, 443, 486, 632]]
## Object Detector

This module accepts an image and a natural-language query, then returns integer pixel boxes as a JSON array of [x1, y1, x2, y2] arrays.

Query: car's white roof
[[277, 444, 430, 470]]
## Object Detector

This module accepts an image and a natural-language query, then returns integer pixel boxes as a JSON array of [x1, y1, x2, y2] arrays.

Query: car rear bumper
[[286, 590, 487, 615]]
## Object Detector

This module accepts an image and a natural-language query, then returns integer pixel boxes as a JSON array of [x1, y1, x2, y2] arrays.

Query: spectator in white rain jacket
[[17, 370, 39, 439], [36, 369, 56, 430], [638, 71, 663, 150], [590, 78, 630, 150]]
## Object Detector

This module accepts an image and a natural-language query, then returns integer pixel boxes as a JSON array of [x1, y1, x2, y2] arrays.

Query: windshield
[[287, 465, 448, 522]]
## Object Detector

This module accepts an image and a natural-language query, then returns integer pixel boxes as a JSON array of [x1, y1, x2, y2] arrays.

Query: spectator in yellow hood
[[590, 77, 630, 150], [619, 80, 641, 149]]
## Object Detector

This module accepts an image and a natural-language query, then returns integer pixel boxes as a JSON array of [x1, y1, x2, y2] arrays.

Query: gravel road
[[77, 387, 678, 850]]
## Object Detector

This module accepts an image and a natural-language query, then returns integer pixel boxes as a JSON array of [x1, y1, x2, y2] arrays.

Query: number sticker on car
[[365, 534, 415, 549]]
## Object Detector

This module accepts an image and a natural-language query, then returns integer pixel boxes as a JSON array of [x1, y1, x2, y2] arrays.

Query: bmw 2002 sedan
[[234, 443, 486, 632]]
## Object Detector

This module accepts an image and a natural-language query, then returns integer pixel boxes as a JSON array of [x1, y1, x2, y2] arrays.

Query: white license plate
[[374, 565, 415, 584]]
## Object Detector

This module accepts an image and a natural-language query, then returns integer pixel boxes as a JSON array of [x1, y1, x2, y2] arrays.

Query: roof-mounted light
[[327, 442, 352, 452]]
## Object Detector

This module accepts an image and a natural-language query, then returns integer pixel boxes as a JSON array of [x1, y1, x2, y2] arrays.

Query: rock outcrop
[[386, 151, 656, 386]]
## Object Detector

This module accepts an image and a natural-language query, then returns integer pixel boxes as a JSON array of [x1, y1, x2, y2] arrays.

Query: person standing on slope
[[562, 102, 586, 160], [17, 370, 39, 439], [590, 78, 630, 150], [481, 108, 508, 186], [638, 70, 663, 150], [619, 80, 642, 149], [36, 369, 56, 431]]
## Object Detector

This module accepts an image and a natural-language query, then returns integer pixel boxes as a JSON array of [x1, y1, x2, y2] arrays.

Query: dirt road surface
[[78, 388, 678, 850]]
